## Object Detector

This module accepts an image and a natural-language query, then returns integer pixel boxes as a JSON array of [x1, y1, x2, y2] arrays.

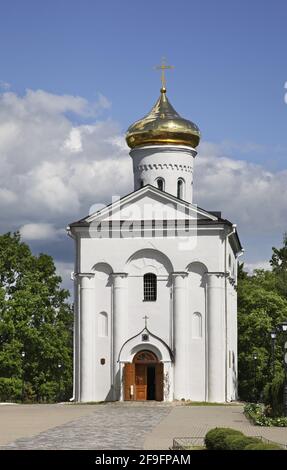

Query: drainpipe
[[236, 249, 245, 282], [69, 270, 76, 402], [67, 225, 76, 402], [233, 248, 244, 400], [225, 224, 237, 402]]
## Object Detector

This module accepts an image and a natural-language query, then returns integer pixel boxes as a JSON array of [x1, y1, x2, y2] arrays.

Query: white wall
[[75, 223, 237, 402], [187, 262, 207, 400], [93, 263, 113, 401], [131, 145, 196, 203], [127, 275, 171, 344]]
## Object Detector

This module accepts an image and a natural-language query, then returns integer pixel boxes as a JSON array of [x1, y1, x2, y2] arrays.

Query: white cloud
[[201, 140, 269, 156], [55, 260, 74, 292], [0, 89, 132, 231], [0, 87, 287, 278], [63, 128, 83, 153], [0, 188, 17, 204], [244, 261, 272, 273], [196, 142, 287, 233], [20, 223, 65, 241], [97, 93, 111, 110], [0, 81, 11, 91], [0, 89, 110, 118]]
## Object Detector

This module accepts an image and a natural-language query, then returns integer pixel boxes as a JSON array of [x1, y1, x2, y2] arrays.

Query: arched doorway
[[123, 350, 163, 401]]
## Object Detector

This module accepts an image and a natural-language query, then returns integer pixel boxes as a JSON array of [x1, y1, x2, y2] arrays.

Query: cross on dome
[[155, 57, 174, 93]]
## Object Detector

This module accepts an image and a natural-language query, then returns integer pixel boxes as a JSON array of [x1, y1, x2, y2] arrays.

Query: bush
[[245, 442, 282, 450], [244, 402, 287, 427], [204, 427, 283, 450], [204, 428, 244, 450], [37, 381, 59, 403], [0, 377, 22, 402], [263, 375, 284, 417], [224, 435, 261, 450]]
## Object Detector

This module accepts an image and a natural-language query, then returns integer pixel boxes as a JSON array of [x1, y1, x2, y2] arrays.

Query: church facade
[[68, 81, 242, 403]]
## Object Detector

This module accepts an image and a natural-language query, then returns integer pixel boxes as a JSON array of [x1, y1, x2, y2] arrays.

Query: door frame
[[123, 350, 164, 401]]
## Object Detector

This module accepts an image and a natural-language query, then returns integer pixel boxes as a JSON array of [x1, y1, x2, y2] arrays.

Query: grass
[[184, 446, 205, 450], [183, 401, 242, 406], [68, 401, 105, 405]]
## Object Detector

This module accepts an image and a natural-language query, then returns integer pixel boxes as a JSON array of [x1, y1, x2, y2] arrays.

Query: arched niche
[[92, 262, 113, 285], [126, 248, 173, 276], [192, 312, 202, 338], [98, 311, 108, 337], [186, 262, 207, 328], [186, 261, 208, 288]]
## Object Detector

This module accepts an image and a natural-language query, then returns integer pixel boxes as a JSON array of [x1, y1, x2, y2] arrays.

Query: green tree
[[237, 262, 248, 281], [238, 268, 287, 402], [0, 232, 73, 402], [270, 233, 287, 298]]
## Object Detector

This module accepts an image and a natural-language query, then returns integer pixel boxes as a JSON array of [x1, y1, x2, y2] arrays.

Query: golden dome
[[126, 88, 200, 149]]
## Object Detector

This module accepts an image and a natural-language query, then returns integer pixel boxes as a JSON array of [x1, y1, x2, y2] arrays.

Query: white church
[[68, 72, 242, 403]]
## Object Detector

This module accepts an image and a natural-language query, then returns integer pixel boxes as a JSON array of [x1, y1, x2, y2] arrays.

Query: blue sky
[[2, 0, 287, 160], [0, 0, 287, 287]]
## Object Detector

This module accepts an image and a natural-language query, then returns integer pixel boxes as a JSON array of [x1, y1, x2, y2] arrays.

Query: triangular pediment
[[81, 185, 218, 224]]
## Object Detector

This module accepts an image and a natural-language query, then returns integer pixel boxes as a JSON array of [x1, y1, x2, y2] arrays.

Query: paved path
[[0, 402, 171, 450], [0, 404, 99, 446], [144, 405, 287, 449], [1, 403, 287, 450]]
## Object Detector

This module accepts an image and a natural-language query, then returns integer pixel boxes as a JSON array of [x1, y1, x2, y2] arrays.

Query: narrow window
[[143, 273, 157, 301], [139, 179, 144, 188], [177, 178, 185, 199], [157, 178, 164, 191]]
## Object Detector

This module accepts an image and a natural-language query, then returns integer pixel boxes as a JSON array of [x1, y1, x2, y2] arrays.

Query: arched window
[[156, 178, 164, 191], [133, 350, 158, 363], [98, 312, 108, 337], [143, 273, 157, 301], [177, 178, 185, 199]]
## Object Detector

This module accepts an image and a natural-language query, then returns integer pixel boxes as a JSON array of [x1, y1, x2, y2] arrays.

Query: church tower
[[126, 81, 200, 203], [69, 64, 241, 404]]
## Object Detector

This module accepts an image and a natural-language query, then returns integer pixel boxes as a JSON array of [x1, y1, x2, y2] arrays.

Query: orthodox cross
[[143, 315, 149, 328], [155, 57, 174, 90]]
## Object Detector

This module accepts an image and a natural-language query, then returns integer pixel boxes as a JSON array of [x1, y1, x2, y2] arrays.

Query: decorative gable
[[83, 185, 218, 225]]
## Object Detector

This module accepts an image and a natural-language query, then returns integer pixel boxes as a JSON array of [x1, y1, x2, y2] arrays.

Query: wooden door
[[135, 364, 147, 400], [124, 363, 135, 401], [155, 362, 164, 401]]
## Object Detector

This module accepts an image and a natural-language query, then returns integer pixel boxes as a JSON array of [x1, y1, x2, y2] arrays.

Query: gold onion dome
[[126, 87, 201, 149]]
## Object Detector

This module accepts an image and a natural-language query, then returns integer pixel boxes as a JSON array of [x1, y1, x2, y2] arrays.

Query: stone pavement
[[1, 402, 287, 450], [0, 403, 99, 446], [144, 405, 287, 449], [0, 402, 171, 450]]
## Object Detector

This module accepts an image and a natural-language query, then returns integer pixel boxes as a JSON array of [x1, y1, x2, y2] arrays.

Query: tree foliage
[[270, 232, 287, 298], [0, 232, 73, 402], [238, 235, 287, 407]]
